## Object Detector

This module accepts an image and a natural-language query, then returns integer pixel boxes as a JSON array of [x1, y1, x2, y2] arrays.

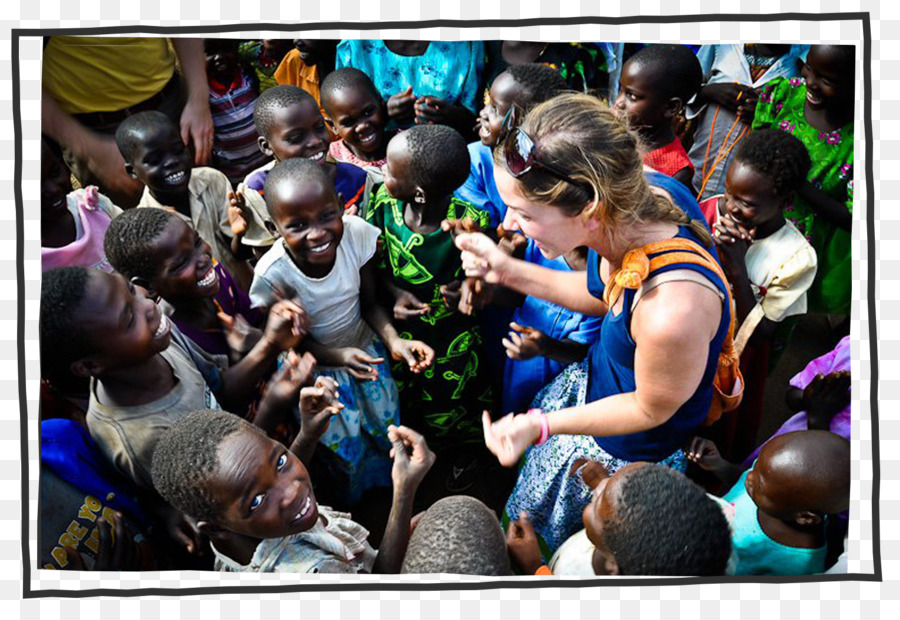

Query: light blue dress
[[336, 40, 485, 118]]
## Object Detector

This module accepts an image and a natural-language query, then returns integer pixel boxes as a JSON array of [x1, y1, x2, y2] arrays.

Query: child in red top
[[612, 44, 702, 188]]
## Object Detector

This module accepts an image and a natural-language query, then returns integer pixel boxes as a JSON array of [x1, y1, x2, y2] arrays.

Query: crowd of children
[[39, 38, 853, 577]]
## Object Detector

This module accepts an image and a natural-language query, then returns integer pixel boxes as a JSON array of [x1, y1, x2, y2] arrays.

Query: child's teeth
[[155, 315, 169, 338], [198, 268, 216, 287]]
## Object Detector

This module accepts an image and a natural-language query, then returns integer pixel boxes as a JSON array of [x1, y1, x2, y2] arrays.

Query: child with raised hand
[[751, 44, 855, 318], [151, 410, 435, 574], [500, 245, 603, 415], [687, 430, 850, 575], [506, 462, 733, 576], [612, 44, 703, 188], [707, 128, 818, 349], [39, 266, 308, 493], [105, 208, 264, 361], [236, 85, 370, 254], [321, 68, 394, 172], [204, 38, 272, 185], [249, 157, 433, 507], [41, 139, 122, 273], [114, 110, 254, 291], [366, 125, 496, 485]]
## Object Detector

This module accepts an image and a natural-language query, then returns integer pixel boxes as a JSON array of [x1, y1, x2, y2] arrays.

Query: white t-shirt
[[249, 214, 380, 349]]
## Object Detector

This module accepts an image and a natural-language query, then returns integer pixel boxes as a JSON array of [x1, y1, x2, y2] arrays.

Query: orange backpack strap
[[604, 237, 743, 425]]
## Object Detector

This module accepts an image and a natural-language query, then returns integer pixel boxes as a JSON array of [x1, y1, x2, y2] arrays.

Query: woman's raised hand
[[454, 232, 510, 285], [482, 410, 542, 467]]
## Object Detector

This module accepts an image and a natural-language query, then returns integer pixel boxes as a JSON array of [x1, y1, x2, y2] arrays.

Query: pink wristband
[[529, 408, 549, 446]]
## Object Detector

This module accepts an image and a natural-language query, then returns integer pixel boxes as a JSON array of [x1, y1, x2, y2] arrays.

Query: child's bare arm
[[289, 376, 344, 466], [684, 436, 744, 486], [372, 426, 435, 574], [227, 191, 256, 261]]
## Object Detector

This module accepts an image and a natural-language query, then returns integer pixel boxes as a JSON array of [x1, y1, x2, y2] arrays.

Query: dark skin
[[476, 71, 527, 147], [381, 40, 476, 134], [124, 123, 194, 218], [258, 98, 339, 183], [499, 41, 549, 65], [199, 423, 435, 573], [613, 59, 693, 188], [265, 175, 434, 378], [323, 82, 389, 163], [712, 160, 790, 340], [687, 432, 849, 549], [791, 45, 855, 232], [293, 39, 337, 76], [41, 141, 77, 249], [784, 369, 851, 431], [204, 42, 241, 87]]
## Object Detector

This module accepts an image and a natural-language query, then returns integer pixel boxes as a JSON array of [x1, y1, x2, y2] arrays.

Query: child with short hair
[[687, 430, 850, 575], [400, 495, 512, 575], [41, 139, 122, 273], [236, 85, 370, 252], [114, 110, 254, 291], [104, 208, 263, 360], [613, 44, 702, 188], [321, 68, 393, 171], [365, 126, 496, 483], [204, 38, 272, 185], [249, 158, 433, 507], [751, 44, 855, 317], [39, 266, 307, 491], [151, 410, 435, 574], [506, 462, 733, 575]]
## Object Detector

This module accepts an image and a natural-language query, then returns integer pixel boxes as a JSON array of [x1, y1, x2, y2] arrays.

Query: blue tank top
[[584, 173, 729, 462]]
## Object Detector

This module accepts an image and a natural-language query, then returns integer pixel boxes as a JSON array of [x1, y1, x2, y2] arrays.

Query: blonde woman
[[456, 93, 731, 558]]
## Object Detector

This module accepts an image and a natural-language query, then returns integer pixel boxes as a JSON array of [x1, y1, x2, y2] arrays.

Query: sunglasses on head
[[503, 128, 593, 192]]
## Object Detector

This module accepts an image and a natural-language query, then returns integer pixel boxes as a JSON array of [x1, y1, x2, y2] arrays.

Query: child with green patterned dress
[[365, 125, 498, 498]]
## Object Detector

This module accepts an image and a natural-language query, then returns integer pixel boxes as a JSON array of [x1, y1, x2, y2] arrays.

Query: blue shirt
[[584, 172, 728, 461], [724, 468, 827, 575], [456, 141, 506, 230], [502, 241, 603, 414]]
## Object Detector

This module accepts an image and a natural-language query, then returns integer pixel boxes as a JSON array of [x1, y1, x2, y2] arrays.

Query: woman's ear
[[794, 510, 823, 527], [258, 136, 275, 158]]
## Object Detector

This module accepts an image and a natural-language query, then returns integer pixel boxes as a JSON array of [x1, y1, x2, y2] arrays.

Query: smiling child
[[321, 68, 393, 171], [115, 110, 254, 291]]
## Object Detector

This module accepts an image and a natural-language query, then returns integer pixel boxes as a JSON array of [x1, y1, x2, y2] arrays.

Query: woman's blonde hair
[[493, 92, 712, 247]]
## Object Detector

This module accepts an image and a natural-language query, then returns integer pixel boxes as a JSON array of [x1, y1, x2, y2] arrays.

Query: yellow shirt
[[42, 37, 176, 114]]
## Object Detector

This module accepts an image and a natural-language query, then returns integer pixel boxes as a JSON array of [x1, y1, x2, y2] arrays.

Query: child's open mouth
[[293, 495, 312, 523], [306, 151, 326, 163], [154, 314, 171, 339], [358, 132, 378, 147], [307, 241, 332, 255], [165, 170, 188, 185], [806, 90, 824, 107], [197, 266, 218, 289]]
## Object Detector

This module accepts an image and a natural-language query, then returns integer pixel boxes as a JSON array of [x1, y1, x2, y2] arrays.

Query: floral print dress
[[752, 76, 854, 315]]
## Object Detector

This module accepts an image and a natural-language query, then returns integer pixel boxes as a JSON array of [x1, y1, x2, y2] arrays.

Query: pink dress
[[41, 187, 119, 273]]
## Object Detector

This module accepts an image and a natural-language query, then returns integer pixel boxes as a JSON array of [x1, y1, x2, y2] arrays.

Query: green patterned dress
[[365, 186, 495, 452], [752, 76, 854, 316]]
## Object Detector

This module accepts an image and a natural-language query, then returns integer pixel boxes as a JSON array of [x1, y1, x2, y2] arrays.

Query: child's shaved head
[[254, 85, 318, 139]]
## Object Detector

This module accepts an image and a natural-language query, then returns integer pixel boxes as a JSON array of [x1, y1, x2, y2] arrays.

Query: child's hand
[[440, 217, 482, 238], [388, 424, 436, 494], [736, 95, 759, 125], [700, 82, 757, 113], [337, 347, 385, 381], [263, 350, 317, 409], [458, 278, 495, 315], [390, 339, 435, 373], [299, 376, 344, 441], [802, 370, 851, 430], [498, 230, 529, 258], [387, 86, 416, 124], [63, 514, 143, 571], [414, 95, 453, 125], [506, 512, 544, 575], [227, 190, 249, 237], [685, 436, 727, 471], [393, 289, 431, 321], [502, 322, 548, 360], [164, 510, 205, 557], [263, 299, 309, 351], [568, 458, 610, 490], [440, 280, 463, 310], [217, 311, 263, 357], [713, 213, 753, 274]]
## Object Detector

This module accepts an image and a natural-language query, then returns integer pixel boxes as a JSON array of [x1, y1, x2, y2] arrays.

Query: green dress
[[365, 186, 495, 452], [752, 76, 854, 316]]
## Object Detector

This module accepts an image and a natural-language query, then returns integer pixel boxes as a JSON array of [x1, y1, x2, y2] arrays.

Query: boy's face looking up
[[581, 463, 644, 576], [208, 427, 319, 539], [268, 176, 344, 276], [125, 123, 193, 197], [381, 134, 421, 203], [71, 271, 172, 377], [613, 59, 675, 134], [325, 86, 387, 158], [259, 99, 330, 164], [147, 218, 221, 303], [478, 71, 525, 147]]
